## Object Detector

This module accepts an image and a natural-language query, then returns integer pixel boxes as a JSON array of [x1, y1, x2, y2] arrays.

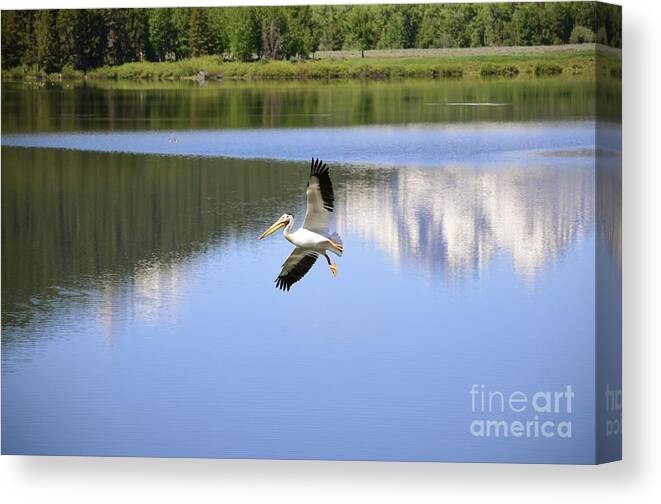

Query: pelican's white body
[[284, 224, 342, 256]]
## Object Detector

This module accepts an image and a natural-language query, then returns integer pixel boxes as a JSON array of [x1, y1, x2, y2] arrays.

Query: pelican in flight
[[259, 158, 344, 291]]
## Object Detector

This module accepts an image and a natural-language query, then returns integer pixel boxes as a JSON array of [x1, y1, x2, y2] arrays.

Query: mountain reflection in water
[[336, 163, 595, 281]]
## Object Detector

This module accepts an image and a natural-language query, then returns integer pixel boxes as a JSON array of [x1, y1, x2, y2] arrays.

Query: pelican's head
[[259, 213, 292, 240]]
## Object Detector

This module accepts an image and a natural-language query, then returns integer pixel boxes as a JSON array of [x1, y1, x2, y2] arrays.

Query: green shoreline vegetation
[[2, 3, 621, 83], [2, 47, 621, 83]]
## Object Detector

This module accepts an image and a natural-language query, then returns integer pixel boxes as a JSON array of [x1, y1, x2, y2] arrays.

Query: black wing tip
[[274, 252, 318, 292], [310, 157, 329, 176], [310, 157, 334, 212], [274, 277, 292, 291]]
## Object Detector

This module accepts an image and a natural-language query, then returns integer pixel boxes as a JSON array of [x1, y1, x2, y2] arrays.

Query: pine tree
[[126, 9, 150, 62], [188, 8, 214, 57], [282, 6, 316, 59], [1, 11, 23, 69], [208, 8, 229, 56], [35, 10, 60, 72], [57, 10, 80, 69], [79, 10, 107, 70], [172, 8, 192, 60], [21, 11, 39, 68], [229, 8, 261, 61], [104, 9, 127, 66], [375, 6, 407, 49], [311, 5, 347, 51], [346, 6, 378, 57], [148, 9, 176, 61]]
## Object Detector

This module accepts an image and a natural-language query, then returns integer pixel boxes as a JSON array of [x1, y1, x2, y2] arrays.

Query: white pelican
[[259, 158, 344, 291]]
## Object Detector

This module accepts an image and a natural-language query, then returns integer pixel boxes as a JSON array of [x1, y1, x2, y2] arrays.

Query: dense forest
[[1, 3, 621, 73]]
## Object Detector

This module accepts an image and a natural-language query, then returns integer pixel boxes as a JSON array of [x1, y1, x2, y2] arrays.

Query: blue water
[[1, 118, 619, 463], [1, 121, 621, 166]]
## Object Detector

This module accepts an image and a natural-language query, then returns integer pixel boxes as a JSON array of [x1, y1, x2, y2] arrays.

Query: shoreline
[[2, 45, 621, 83]]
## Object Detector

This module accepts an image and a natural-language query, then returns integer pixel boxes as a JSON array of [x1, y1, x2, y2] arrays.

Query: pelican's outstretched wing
[[275, 248, 319, 291], [302, 158, 334, 234]]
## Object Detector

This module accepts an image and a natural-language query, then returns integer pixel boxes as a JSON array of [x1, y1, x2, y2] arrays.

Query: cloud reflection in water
[[337, 162, 595, 282]]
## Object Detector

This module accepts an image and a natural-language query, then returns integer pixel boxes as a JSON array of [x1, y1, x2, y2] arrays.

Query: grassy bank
[[3, 45, 621, 82]]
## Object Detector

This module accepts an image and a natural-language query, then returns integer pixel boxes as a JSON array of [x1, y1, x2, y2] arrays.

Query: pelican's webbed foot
[[327, 240, 343, 254], [323, 252, 338, 278]]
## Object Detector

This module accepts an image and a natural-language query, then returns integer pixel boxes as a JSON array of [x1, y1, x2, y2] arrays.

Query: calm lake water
[[2, 79, 621, 462]]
